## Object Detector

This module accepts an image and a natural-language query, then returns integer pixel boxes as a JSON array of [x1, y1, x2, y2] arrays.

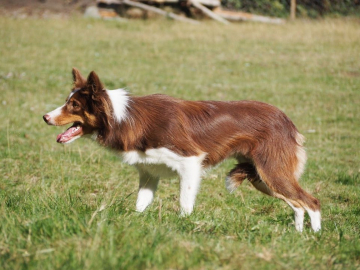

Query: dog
[[43, 68, 321, 232]]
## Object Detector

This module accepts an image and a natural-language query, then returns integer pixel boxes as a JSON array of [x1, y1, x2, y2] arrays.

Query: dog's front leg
[[136, 169, 159, 212], [179, 162, 202, 216]]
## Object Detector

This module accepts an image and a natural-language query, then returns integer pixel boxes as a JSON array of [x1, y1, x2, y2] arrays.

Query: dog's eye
[[72, 101, 79, 108]]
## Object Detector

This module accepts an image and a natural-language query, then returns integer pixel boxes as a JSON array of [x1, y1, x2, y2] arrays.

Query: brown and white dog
[[43, 68, 321, 232]]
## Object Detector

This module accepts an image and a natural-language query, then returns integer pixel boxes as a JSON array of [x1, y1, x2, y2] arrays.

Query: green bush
[[220, 0, 360, 18]]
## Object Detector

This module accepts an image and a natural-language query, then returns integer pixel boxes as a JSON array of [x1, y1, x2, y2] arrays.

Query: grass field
[[0, 16, 359, 269]]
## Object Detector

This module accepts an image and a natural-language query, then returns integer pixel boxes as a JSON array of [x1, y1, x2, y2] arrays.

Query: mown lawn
[[0, 16, 359, 269]]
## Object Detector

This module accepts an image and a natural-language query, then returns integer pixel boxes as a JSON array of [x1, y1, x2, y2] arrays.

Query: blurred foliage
[[220, 0, 360, 18]]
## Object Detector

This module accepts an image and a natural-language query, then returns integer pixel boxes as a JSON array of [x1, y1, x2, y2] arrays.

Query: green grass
[[0, 16, 360, 269]]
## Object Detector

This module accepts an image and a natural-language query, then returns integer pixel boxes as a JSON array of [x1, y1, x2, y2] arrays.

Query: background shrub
[[220, 0, 360, 18]]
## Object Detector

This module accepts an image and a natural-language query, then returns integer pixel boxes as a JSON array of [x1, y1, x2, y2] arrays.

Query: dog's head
[[43, 68, 112, 144]]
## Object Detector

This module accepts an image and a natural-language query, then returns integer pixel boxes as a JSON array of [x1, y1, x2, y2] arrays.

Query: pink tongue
[[56, 126, 80, 143]]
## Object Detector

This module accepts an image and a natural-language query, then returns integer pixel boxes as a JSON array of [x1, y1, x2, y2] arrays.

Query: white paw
[[180, 206, 193, 217], [295, 223, 304, 233], [136, 189, 154, 212], [136, 204, 148, 213], [306, 208, 321, 232], [294, 208, 305, 232]]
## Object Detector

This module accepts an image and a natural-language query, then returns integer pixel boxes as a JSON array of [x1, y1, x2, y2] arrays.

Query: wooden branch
[[121, 0, 200, 24], [190, 0, 229, 25], [290, 0, 296, 20], [213, 8, 284, 24]]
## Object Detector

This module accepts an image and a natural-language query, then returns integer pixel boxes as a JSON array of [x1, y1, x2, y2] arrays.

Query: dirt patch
[[0, 0, 95, 18]]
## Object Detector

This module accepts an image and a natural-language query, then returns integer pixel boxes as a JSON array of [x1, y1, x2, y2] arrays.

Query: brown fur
[[45, 68, 320, 219]]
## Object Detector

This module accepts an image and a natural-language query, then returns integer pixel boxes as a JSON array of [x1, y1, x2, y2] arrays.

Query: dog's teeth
[[72, 126, 79, 133]]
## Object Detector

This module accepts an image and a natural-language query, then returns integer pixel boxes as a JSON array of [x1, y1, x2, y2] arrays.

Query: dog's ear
[[72, 67, 86, 89], [87, 71, 104, 97]]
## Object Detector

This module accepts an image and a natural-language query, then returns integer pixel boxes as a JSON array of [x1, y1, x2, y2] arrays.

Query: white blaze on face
[[68, 88, 80, 99], [46, 89, 80, 126], [45, 89, 85, 144], [46, 105, 66, 126]]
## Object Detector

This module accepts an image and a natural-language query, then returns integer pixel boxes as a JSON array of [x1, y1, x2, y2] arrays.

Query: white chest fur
[[120, 147, 205, 178]]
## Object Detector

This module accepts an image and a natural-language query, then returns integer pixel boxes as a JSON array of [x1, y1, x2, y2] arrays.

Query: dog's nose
[[43, 114, 51, 123]]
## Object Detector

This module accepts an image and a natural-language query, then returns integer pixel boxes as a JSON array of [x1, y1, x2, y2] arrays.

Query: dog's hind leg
[[247, 167, 311, 232], [283, 199, 305, 232], [226, 162, 292, 206], [135, 169, 160, 212], [252, 158, 321, 232], [225, 162, 259, 193], [227, 155, 319, 232]]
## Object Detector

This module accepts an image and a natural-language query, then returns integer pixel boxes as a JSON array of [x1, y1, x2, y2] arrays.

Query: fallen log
[[214, 8, 285, 24], [121, 0, 200, 24], [190, 0, 229, 25]]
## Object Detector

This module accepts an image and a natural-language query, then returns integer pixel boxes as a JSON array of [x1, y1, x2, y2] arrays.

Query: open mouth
[[56, 123, 83, 143]]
